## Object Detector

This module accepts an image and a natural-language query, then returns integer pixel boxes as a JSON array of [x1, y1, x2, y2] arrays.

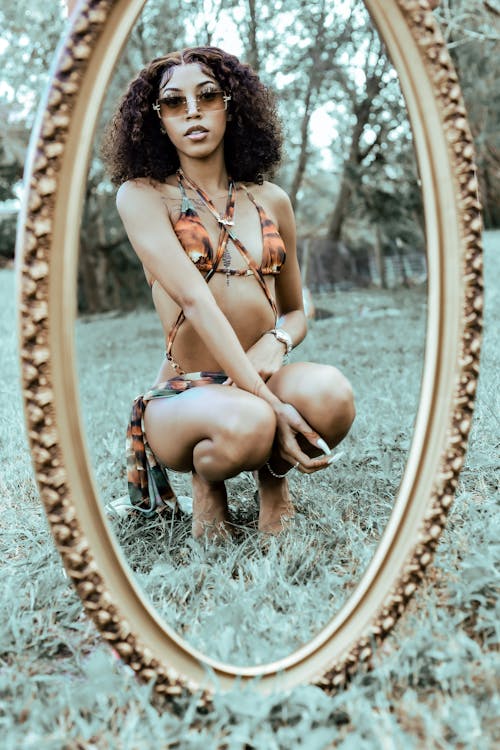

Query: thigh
[[266, 361, 355, 444], [143, 385, 275, 471]]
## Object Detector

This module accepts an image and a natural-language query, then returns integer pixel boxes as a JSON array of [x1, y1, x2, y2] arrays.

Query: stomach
[[151, 273, 277, 380]]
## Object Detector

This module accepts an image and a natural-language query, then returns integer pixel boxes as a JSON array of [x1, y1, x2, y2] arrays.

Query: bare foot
[[191, 472, 231, 539], [255, 468, 295, 534]]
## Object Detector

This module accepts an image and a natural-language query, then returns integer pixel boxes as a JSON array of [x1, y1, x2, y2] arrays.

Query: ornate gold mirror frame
[[16, 0, 482, 699]]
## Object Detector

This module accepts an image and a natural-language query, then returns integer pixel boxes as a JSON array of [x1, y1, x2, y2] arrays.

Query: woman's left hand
[[224, 333, 286, 385]]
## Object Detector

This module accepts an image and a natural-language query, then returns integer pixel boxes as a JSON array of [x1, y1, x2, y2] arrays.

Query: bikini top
[[165, 170, 287, 374], [173, 172, 286, 277]]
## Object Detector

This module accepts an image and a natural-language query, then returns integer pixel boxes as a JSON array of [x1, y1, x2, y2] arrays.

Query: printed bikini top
[[165, 170, 287, 374], [173, 171, 286, 278]]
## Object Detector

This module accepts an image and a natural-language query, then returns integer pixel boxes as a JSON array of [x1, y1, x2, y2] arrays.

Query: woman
[[103, 47, 355, 537]]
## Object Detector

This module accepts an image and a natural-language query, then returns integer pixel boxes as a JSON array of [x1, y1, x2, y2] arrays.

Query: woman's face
[[157, 63, 228, 164]]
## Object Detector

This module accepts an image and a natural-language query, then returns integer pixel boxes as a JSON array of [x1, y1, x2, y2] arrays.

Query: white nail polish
[[316, 438, 331, 455], [327, 452, 344, 465]]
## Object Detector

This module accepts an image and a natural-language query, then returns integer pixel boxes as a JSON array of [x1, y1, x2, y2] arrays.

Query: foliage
[[434, 0, 500, 227], [1, 231, 498, 746], [0, 1, 66, 259], [2, 0, 430, 309], [3, 0, 499, 304]]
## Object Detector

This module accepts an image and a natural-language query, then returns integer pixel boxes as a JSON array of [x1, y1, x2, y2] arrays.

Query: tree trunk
[[246, 0, 259, 72], [287, 0, 328, 208], [374, 224, 387, 289], [289, 88, 313, 211], [300, 237, 311, 285], [327, 167, 352, 243], [78, 237, 100, 313], [326, 66, 384, 244]]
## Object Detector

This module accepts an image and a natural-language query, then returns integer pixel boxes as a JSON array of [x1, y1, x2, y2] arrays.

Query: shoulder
[[246, 180, 290, 203], [116, 179, 158, 215], [116, 177, 179, 220], [244, 180, 293, 216]]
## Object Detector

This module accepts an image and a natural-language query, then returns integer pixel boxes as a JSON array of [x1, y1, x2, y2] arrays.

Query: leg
[[144, 385, 276, 537], [256, 362, 355, 533]]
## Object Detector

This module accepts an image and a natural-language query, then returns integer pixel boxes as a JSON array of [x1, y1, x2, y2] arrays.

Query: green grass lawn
[[0, 232, 497, 748], [74, 258, 425, 667]]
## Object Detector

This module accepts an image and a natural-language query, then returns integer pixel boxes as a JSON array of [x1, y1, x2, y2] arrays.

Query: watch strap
[[266, 328, 292, 354]]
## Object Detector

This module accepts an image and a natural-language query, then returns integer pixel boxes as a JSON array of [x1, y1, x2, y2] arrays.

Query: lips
[[184, 126, 208, 137]]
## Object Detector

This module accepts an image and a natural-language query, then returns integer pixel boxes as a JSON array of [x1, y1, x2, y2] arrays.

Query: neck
[[177, 154, 229, 195]]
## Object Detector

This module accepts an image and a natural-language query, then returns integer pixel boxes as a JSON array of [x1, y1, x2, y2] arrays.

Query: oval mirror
[[17, 0, 482, 697], [74, 0, 428, 668]]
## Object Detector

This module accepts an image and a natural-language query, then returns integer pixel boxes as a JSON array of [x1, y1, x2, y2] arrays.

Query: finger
[[291, 417, 326, 453], [281, 405, 329, 454], [280, 443, 327, 470], [287, 439, 339, 469], [223, 377, 233, 386], [297, 452, 345, 474]]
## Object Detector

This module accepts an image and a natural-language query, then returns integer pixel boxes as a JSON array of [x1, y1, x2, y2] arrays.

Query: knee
[[223, 398, 276, 465], [315, 367, 356, 440], [333, 370, 356, 424], [199, 397, 276, 475]]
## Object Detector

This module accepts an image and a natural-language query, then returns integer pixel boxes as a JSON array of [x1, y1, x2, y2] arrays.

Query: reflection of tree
[[286, 5, 423, 291], [325, 32, 392, 246], [5, 0, 496, 307]]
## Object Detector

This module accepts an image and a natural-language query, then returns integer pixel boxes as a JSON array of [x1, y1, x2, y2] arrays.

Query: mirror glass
[[75, 0, 426, 666]]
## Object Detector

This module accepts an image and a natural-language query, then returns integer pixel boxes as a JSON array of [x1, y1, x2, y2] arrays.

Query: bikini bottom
[[126, 371, 227, 516]]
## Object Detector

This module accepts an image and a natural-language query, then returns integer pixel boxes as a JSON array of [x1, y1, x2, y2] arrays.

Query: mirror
[[74, 0, 427, 667], [17, 0, 482, 696]]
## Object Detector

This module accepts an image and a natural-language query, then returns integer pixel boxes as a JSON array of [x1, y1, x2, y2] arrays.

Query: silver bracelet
[[265, 328, 293, 355], [266, 460, 300, 478]]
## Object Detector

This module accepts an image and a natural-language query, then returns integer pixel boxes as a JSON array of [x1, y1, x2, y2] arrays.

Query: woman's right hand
[[272, 401, 334, 474]]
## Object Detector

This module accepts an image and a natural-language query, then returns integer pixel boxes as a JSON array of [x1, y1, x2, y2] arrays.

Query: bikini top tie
[[165, 170, 286, 374]]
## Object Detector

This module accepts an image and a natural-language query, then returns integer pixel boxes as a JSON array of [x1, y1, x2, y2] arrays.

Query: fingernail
[[327, 452, 344, 465], [316, 438, 331, 455]]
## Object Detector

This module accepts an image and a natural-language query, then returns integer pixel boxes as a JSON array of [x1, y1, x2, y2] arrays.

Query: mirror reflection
[[75, 0, 426, 666]]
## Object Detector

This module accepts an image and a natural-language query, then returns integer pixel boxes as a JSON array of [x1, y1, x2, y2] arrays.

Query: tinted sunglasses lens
[[198, 91, 226, 111], [157, 91, 228, 117], [158, 96, 186, 116]]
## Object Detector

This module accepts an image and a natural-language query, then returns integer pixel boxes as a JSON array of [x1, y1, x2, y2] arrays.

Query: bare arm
[[233, 183, 307, 382], [117, 180, 275, 399], [273, 184, 307, 341]]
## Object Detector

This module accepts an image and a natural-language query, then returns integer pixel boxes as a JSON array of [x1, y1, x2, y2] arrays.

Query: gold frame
[[16, 0, 483, 700]]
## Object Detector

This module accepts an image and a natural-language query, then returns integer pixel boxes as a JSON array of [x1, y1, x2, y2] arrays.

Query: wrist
[[264, 328, 293, 355], [256, 384, 283, 412]]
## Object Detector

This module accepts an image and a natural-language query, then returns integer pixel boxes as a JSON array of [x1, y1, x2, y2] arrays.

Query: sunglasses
[[152, 89, 231, 118]]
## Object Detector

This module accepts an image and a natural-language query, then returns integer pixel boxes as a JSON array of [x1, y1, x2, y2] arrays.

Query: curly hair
[[101, 47, 283, 185]]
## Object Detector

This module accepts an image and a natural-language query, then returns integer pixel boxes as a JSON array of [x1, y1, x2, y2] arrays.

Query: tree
[[434, 0, 500, 226], [6, 0, 458, 307], [0, 1, 66, 260]]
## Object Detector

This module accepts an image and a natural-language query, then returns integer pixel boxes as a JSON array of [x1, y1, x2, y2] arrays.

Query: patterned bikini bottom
[[126, 371, 227, 516]]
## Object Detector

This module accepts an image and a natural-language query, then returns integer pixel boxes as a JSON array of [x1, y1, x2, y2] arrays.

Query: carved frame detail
[[16, 0, 482, 703]]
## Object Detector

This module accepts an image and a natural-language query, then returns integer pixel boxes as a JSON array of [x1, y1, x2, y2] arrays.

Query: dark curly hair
[[101, 47, 283, 185]]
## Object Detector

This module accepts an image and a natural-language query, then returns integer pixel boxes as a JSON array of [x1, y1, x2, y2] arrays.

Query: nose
[[185, 96, 201, 117]]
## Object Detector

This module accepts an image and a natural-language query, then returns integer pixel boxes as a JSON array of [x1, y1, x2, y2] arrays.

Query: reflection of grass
[[0, 233, 497, 745], [75, 283, 426, 665]]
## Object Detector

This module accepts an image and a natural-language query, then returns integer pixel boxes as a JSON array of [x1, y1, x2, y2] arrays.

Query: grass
[[0, 231, 497, 748], [74, 267, 425, 666]]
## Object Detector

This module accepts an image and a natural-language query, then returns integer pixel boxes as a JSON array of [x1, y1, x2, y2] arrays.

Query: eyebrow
[[160, 79, 217, 94]]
